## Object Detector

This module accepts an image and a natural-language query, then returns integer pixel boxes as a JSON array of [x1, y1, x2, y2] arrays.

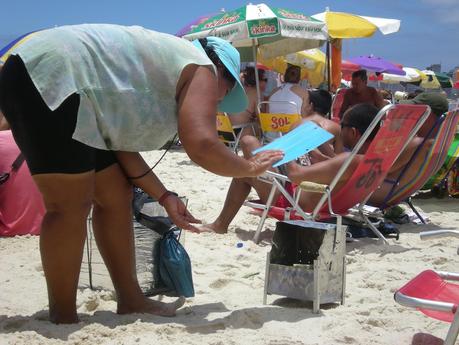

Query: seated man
[[369, 92, 449, 205], [263, 65, 309, 142], [201, 103, 389, 234], [339, 69, 385, 119], [268, 64, 309, 116]]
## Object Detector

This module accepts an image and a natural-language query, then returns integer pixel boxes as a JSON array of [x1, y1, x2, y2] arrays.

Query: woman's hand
[[162, 195, 202, 233], [246, 150, 284, 177]]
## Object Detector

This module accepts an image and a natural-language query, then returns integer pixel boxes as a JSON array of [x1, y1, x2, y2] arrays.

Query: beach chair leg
[[313, 259, 320, 313], [406, 198, 426, 224], [253, 184, 278, 244], [341, 256, 346, 306], [358, 207, 389, 245], [263, 251, 270, 305], [444, 308, 459, 345]]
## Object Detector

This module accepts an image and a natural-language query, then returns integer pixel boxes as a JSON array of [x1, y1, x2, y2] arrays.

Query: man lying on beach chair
[[253, 94, 450, 236], [200, 103, 430, 245]]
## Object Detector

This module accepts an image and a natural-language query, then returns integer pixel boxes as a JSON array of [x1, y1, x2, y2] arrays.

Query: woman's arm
[[176, 65, 283, 178], [115, 151, 167, 199], [115, 151, 201, 232]]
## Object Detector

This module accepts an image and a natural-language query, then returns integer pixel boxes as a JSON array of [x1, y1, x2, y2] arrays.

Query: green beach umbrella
[[182, 3, 327, 61], [182, 3, 327, 103], [434, 72, 453, 89]]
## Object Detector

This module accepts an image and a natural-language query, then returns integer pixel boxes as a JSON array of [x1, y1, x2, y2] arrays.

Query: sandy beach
[[1, 147, 459, 345]]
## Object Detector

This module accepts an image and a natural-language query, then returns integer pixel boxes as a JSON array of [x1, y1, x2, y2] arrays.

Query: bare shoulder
[[291, 85, 309, 96], [268, 86, 281, 99], [324, 119, 341, 136], [176, 64, 216, 99]]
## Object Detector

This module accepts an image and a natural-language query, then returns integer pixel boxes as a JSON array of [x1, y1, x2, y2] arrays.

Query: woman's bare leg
[[34, 172, 95, 324], [92, 164, 184, 316]]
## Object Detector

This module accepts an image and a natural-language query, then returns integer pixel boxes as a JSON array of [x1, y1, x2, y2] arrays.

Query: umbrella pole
[[326, 40, 331, 91], [252, 39, 261, 106]]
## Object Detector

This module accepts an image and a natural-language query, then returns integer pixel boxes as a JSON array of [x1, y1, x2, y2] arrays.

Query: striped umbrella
[[182, 3, 327, 61]]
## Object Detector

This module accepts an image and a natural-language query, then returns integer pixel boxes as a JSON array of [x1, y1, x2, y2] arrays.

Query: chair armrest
[[232, 121, 257, 130], [265, 170, 290, 182], [299, 181, 328, 193], [394, 290, 457, 313]]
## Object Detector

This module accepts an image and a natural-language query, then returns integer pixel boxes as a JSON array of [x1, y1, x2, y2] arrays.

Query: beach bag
[[159, 230, 194, 298], [81, 188, 193, 296], [132, 188, 194, 297]]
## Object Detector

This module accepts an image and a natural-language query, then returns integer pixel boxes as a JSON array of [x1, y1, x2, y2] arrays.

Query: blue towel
[[253, 121, 334, 167]]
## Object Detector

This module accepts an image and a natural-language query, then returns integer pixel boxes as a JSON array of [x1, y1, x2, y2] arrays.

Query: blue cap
[[192, 37, 248, 113]]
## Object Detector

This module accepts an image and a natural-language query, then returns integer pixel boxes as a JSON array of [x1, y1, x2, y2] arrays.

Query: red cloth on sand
[[0, 130, 44, 236]]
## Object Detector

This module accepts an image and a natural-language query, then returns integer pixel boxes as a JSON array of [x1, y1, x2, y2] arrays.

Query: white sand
[[1, 148, 459, 345]]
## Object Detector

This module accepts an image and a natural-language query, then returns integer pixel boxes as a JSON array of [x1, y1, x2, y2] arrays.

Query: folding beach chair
[[246, 103, 431, 245], [394, 230, 459, 345], [330, 88, 348, 123], [216, 112, 256, 153], [257, 101, 302, 143], [377, 109, 459, 223]]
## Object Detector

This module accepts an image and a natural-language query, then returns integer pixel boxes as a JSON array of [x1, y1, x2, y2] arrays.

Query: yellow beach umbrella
[[311, 11, 401, 39], [258, 49, 326, 87], [420, 70, 441, 89], [311, 10, 401, 90]]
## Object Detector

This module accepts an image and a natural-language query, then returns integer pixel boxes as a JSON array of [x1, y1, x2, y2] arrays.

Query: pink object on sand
[[0, 130, 44, 236]]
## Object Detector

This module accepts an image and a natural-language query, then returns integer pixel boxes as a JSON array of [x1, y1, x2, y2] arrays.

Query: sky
[[1, 0, 458, 72]]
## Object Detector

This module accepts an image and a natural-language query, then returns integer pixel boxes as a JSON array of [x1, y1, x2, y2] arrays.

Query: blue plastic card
[[252, 121, 334, 167]]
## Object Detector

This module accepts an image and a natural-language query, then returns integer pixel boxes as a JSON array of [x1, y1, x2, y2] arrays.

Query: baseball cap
[[400, 92, 448, 117], [192, 37, 248, 113]]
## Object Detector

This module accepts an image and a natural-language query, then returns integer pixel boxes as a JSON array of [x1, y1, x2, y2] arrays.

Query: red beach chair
[[246, 104, 431, 244], [395, 230, 459, 345], [330, 88, 348, 122]]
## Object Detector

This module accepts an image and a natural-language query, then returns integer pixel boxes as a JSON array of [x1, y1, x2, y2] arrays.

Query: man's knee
[[240, 135, 261, 157]]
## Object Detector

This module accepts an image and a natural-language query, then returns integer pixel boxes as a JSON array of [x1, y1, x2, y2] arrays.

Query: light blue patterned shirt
[[12, 24, 214, 151]]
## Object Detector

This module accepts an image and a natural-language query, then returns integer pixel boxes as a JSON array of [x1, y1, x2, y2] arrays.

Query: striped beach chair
[[423, 130, 459, 194], [380, 109, 459, 222]]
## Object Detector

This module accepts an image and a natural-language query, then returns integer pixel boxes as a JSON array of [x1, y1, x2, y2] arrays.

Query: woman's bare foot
[[49, 311, 79, 324], [117, 296, 186, 317], [198, 222, 228, 234]]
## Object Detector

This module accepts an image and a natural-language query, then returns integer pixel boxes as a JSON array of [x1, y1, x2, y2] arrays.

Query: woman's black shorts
[[0, 55, 117, 175]]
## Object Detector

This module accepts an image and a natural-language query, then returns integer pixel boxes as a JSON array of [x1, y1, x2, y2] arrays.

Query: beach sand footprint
[[3, 318, 28, 331], [209, 278, 231, 289]]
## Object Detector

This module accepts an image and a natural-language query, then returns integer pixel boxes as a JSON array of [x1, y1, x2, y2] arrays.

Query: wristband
[[158, 190, 177, 206]]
